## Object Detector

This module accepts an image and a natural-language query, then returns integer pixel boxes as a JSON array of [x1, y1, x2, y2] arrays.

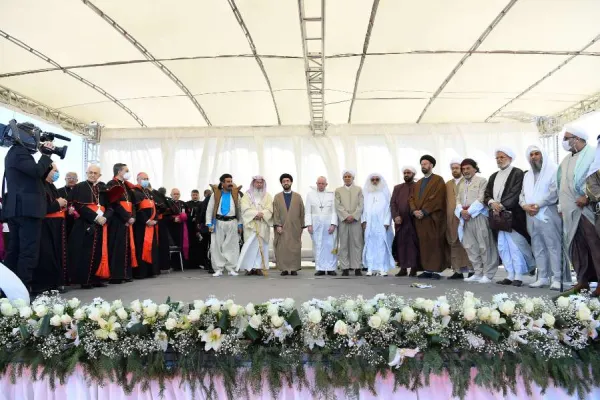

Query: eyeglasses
[[371, 178, 380, 182], [66, 177, 78, 181], [563, 136, 575, 141], [495, 156, 508, 161]]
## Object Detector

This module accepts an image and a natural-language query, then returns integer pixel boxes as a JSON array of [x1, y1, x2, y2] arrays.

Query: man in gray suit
[[335, 169, 364, 276]]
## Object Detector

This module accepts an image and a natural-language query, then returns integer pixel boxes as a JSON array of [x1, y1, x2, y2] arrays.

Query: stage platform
[[66, 265, 572, 304]]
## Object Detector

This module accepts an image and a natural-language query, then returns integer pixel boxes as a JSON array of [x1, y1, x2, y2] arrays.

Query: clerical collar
[[284, 190, 292, 194], [454, 177, 461, 184]]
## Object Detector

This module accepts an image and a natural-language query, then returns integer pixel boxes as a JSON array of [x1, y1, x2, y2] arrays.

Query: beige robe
[[237, 193, 274, 271], [334, 185, 364, 270], [273, 192, 305, 272], [446, 179, 471, 271]]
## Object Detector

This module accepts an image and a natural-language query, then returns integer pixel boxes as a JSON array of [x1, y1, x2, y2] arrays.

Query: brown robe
[[390, 182, 420, 269], [445, 179, 471, 271], [409, 174, 448, 272], [273, 191, 305, 272]]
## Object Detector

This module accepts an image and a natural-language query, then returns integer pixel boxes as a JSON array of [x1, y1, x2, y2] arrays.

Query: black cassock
[[167, 199, 188, 269], [32, 181, 67, 292], [105, 178, 137, 282], [57, 186, 75, 238], [67, 181, 112, 285], [132, 187, 160, 278], [153, 190, 173, 271], [185, 199, 203, 269]]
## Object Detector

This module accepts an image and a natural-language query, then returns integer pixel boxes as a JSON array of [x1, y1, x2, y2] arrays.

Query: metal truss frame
[[82, 0, 212, 126], [537, 91, 600, 134], [298, 0, 327, 135]]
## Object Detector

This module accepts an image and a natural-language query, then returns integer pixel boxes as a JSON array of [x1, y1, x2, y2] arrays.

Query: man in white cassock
[[305, 176, 338, 276], [484, 147, 535, 287], [361, 173, 394, 276], [237, 176, 273, 276], [520, 145, 564, 290]]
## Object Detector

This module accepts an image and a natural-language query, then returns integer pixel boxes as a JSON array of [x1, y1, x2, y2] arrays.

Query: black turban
[[420, 154, 436, 167], [280, 173, 293, 183], [461, 158, 480, 173], [219, 173, 232, 182]]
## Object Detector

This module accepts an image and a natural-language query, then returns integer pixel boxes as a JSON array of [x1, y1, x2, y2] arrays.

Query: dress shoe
[[467, 272, 474, 278], [327, 271, 337, 276], [496, 278, 513, 285], [511, 280, 523, 287], [409, 269, 418, 277], [430, 273, 441, 280], [291, 271, 298, 276], [355, 269, 362, 276], [255, 270, 264, 276], [92, 282, 108, 288], [417, 272, 433, 279], [395, 269, 408, 277], [315, 271, 326, 276], [447, 272, 464, 280], [125, 278, 133, 283], [281, 271, 289, 276], [245, 270, 254, 276], [342, 269, 350, 276], [81, 284, 93, 289], [109, 279, 124, 284]]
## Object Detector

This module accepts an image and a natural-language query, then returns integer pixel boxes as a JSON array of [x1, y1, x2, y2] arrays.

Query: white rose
[[50, 315, 62, 327], [194, 300, 205, 310], [267, 304, 279, 317], [249, 314, 262, 329], [68, 298, 81, 309], [368, 315, 382, 329], [414, 298, 426, 309], [271, 315, 284, 328], [523, 301, 534, 314], [477, 307, 491, 321], [73, 308, 86, 320], [61, 314, 72, 325], [158, 304, 170, 317], [165, 318, 178, 331], [463, 307, 476, 321], [228, 304, 240, 317], [245, 303, 255, 316], [144, 304, 158, 318], [401, 306, 416, 322], [500, 300, 516, 316], [0, 303, 15, 316], [34, 305, 48, 318], [116, 307, 128, 320], [130, 300, 142, 313], [283, 298, 295, 310], [347, 310, 359, 322], [489, 310, 502, 325], [308, 309, 322, 324], [437, 296, 448, 303], [111, 300, 123, 310], [88, 308, 101, 322], [12, 299, 26, 308], [188, 309, 201, 322], [100, 302, 111, 316], [344, 300, 356, 310], [321, 301, 333, 312], [464, 291, 474, 299], [225, 299, 234, 308], [362, 304, 375, 315], [439, 303, 450, 317], [463, 297, 475, 309], [577, 305, 592, 321], [542, 313, 556, 327], [376, 307, 391, 323], [589, 299, 600, 311], [210, 303, 221, 314], [53, 304, 65, 316], [423, 300, 435, 313], [556, 296, 570, 308], [333, 320, 348, 336], [19, 306, 33, 319]]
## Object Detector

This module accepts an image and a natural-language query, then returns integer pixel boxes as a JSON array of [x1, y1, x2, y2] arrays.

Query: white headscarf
[[362, 173, 391, 199], [449, 158, 463, 168], [401, 165, 416, 174], [342, 169, 356, 179], [563, 123, 589, 141], [523, 145, 557, 222], [247, 175, 267, 205], [588, 136, 600, 178], [495, 146, 516, 160]]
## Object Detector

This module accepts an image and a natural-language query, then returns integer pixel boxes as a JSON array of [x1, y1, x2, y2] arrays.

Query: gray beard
[[532, 161, 542, 172], [367, 183, 380, 193]]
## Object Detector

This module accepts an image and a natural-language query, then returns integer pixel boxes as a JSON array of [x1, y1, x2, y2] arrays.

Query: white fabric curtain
[[100, 122, 540, 198]]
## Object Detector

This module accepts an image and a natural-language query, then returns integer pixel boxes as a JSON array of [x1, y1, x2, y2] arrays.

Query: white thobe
[[362, 190, 394, 272], [0, 262, 30, 303], [206, 192, 241, 272], [237, 193, 273, 271], [305, 190, 338, 271]]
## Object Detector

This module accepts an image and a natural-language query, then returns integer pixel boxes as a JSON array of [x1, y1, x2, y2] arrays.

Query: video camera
[[0, 119, 70, 159]]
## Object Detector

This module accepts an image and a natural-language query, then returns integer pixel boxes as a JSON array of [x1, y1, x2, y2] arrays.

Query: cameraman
[[3, 122, 55, 295]]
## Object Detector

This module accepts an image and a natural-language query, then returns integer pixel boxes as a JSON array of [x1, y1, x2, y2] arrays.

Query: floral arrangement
[[1, 290, 600, 399]]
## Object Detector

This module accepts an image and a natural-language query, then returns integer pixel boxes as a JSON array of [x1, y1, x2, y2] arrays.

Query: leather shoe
[[291, 271, 298, 276], [511, 280, 523, 287], [315, 271, 325, 276], [496, 278, 513, 285], [280, 271, 289, 276], [417, 272, 432, 279], [342, 269, 349, 276], [395, 269, 408, 277], [447, 272, 464, 280], [355, 269, 362, 276], [327, 271, 337, 276], [409, 269, 418, 277]]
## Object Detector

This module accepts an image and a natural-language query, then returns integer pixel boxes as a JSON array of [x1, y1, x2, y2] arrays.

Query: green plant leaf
[[477, 324, 501, 342], [245, 326, 260, 341], [218, 310, 230, 331], [287, 310, 302, 329], [38, 315, 51, 337]]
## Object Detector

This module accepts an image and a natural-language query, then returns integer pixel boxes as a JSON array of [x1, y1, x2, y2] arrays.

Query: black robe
[[197, 196, 212, 270], [67, 181, 112, 285], [105, 178, 136, 281], [167, 199, 187, 269], [484, 167, 530, 242], [391, 182, 421, 270], [32, 181, 67, 292], [132, 187, 160, 278], [57, 186, 75, 238], [153, 190, 173, 271], [185, 199, 203, 269]]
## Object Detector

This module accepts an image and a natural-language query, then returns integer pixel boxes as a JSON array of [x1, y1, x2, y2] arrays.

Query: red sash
[[120, 201, 138, 268], [138, 199, 157, 263], [86, 204, 110, 279], [46, 210, 66, 218]]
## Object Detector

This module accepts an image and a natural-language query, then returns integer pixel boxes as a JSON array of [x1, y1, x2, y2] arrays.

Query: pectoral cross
[[319, 205, 324, 210]]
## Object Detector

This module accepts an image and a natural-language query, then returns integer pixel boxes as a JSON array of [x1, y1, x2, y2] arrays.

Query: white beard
[[252, 189, 265, 202], [367, 183, 380, 193]]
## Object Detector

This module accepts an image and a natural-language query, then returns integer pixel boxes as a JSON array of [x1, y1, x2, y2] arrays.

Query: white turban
[[449, 158, 463, 168], [342, 169, 356, 178], [401, 165, 416, 174], [495, 146, 516, 160], [563, 123, 589, 141]]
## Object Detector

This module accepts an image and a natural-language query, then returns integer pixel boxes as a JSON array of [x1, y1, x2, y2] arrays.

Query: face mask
[[123, 172, 131, 180], [51, 171, 60, 182], [562, 139, 573, 152], [141, 180, 149, 188]]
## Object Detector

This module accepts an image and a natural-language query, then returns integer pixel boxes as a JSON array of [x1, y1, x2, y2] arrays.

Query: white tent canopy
[[1, 0, 600, 132]]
